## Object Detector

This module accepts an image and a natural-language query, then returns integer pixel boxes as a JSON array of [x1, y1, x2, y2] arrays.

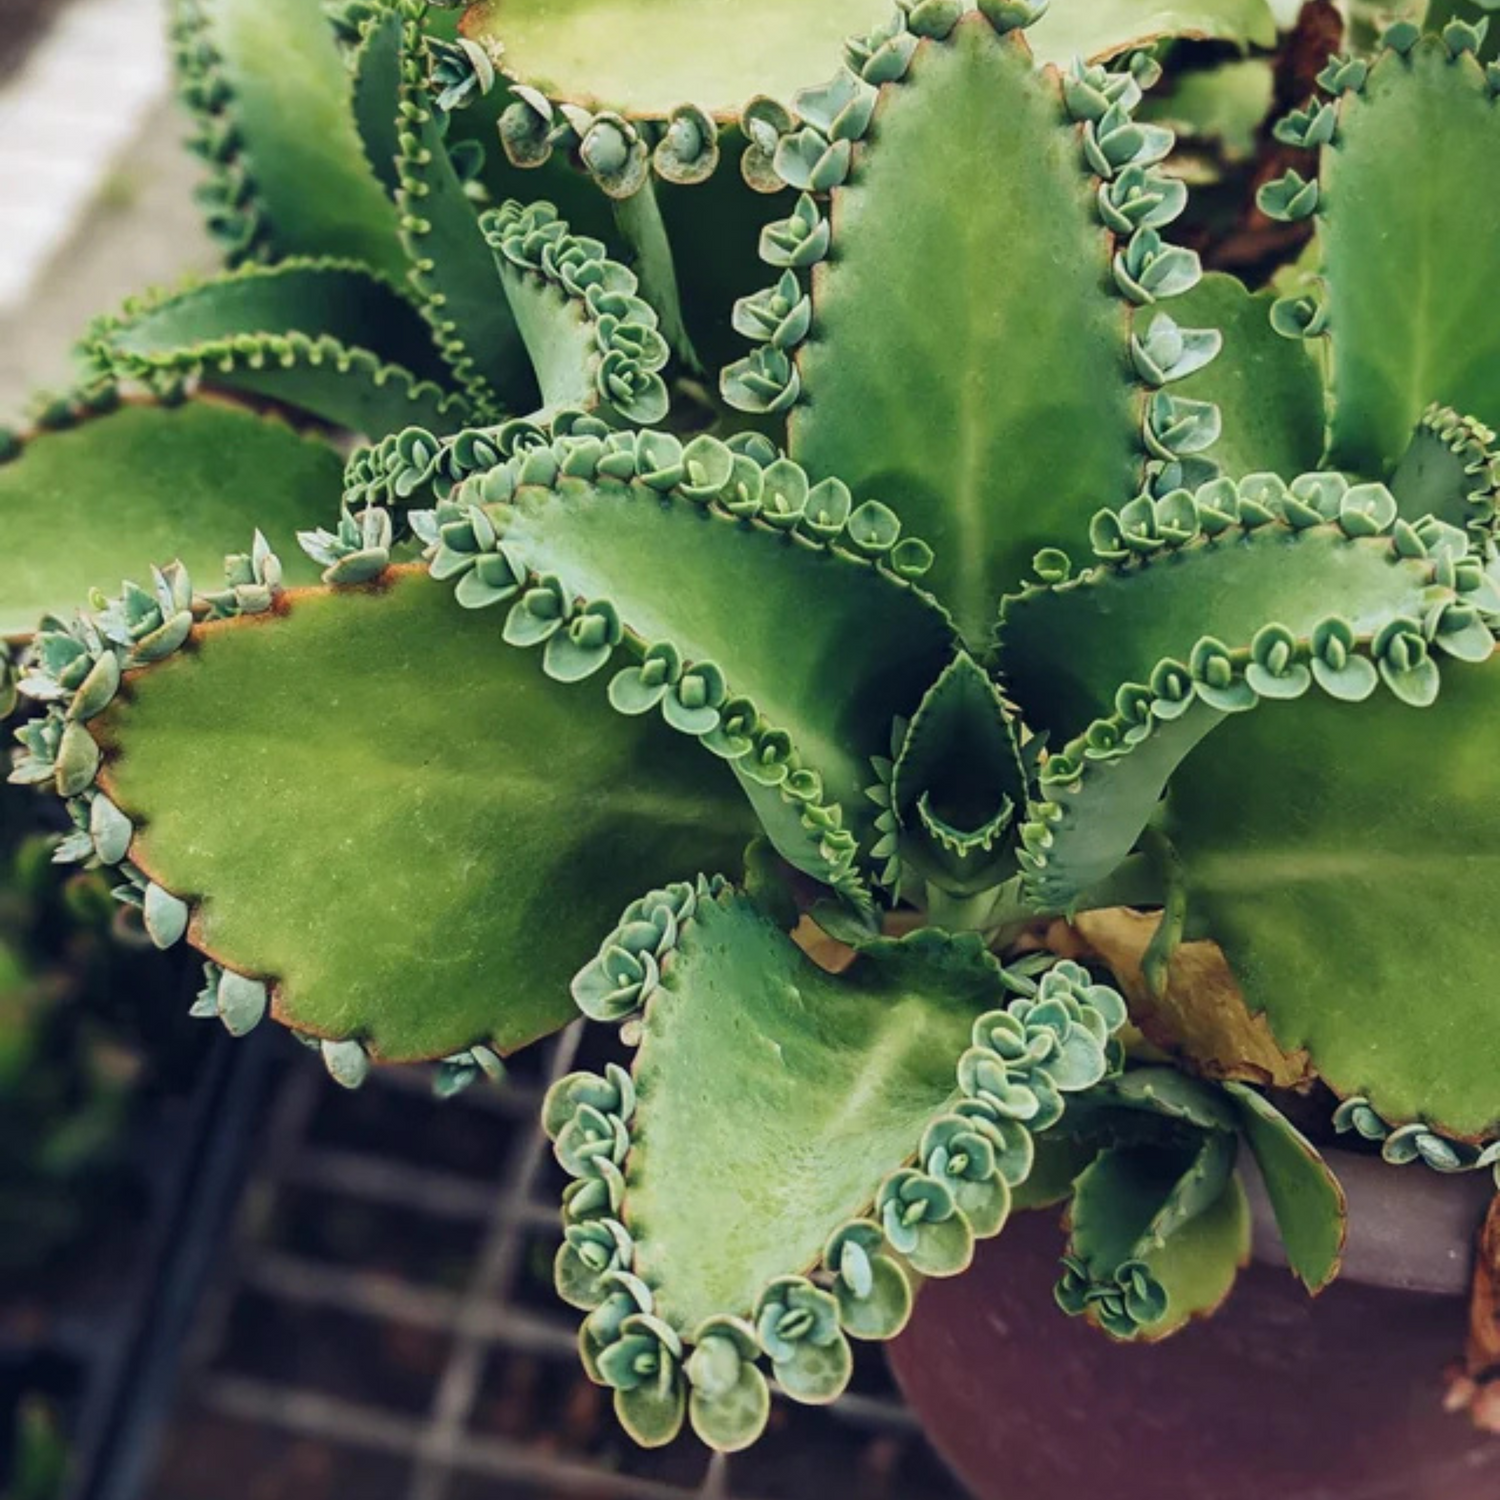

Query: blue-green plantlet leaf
[[824, 1221, 914, 1340], [685, 1317, 770, 1452], [754, 1277, 853, 1402]]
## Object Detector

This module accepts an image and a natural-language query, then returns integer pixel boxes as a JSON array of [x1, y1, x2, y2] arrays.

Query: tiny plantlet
[[6, 0, 1500, 1464]]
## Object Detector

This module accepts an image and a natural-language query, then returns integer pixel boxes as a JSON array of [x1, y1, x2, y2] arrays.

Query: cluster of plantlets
[[5, 0, 1500, 1457]]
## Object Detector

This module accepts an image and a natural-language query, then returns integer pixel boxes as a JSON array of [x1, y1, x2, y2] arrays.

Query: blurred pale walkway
[[0, 0, 214, 416]]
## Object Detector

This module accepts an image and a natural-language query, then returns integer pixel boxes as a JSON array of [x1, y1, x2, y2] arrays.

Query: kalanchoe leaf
[[559, 881, 1132, 1412], [1058, 1134, 1248, 1342], [654, 103, 719, 185], [754, 1278, 853, 1404], [685, 1317, 769, 1452], [1256, 169, 1319, 223], [557, 1217, 635, 1311], [884, 651, 1027, 895], [758, 194, 830, 269], [721, 348, 801, 415], [297, 505, 393, 586], [597, 1313, 686, 1448], [824, 1220, 914, 1340]]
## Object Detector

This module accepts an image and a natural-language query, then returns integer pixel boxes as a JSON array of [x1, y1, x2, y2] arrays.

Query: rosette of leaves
[[9, 0, 1500, 1457]]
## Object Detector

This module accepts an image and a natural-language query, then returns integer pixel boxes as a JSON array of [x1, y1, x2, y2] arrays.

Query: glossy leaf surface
[[96, 570, 752, 1060]]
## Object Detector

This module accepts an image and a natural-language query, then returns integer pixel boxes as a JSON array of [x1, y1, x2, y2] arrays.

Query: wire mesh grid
[[144, 1025, 971, 1500]]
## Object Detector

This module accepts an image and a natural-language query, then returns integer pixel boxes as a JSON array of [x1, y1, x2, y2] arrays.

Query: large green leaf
[[1129, 1170, 1251, 1336], [1318, 37, 1500, 475], [362, 6, 537, 416], [82, 262, 468, 437], [482, 201, 671, 425], [1389, 404, 1500, 532], [542, 890, 1130, 1447], [626, 897, 990, 1334], [171, 0, 406, 276], [92, 569, 752, 1061], [1165, 652, 1500, 1138], [0, 402, 332, 638], [789, 18, 1143, 645], [484, 452, 953, 841], [998, 473, 1491, 910], [1172, 274, 1326, 482], [1000, 486, 1441, 746], [1026, 0, 1277, 65], [458, 0, 890, 114]]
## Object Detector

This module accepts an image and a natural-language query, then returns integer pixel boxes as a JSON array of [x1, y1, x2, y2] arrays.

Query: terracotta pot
[[889, 1152, 1500, 1500]]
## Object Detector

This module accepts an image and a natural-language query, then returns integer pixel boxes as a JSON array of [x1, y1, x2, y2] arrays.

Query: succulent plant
[[7, 0, 1500, 1457]]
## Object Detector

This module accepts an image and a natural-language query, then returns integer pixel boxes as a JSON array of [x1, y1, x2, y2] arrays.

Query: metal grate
[[145, 1026, 971, 1500]]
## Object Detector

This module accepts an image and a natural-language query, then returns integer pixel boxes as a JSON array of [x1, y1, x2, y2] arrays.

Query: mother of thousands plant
[[6, 0, 1500, 1456]]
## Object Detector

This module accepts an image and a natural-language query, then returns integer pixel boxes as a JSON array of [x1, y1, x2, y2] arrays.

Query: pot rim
[[1244, 1145, 1492, 1297]]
